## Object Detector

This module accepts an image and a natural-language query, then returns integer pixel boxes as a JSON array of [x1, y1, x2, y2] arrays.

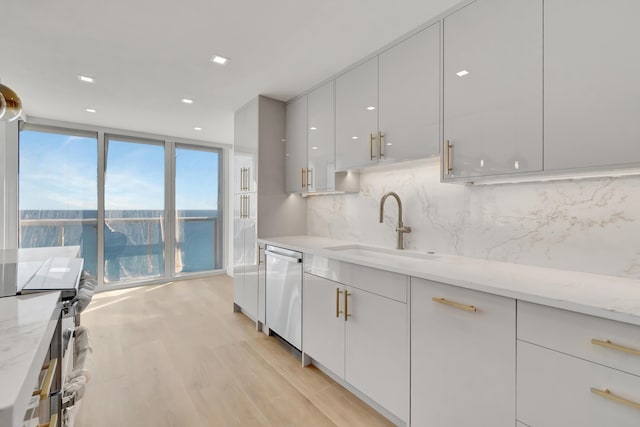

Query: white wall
[[307, 158, 640, 279]]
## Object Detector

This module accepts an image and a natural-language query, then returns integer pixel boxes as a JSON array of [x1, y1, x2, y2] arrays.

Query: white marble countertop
[[0, 291, 61, 427], [259, 235, 640, 326]]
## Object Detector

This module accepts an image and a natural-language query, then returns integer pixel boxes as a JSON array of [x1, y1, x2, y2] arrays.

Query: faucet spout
[[379, 191, 411, 250]]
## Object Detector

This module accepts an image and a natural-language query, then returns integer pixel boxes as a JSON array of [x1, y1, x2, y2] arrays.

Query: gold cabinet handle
[[432, 297, 476, 312], [369, 133, 375, 160], [344, 291, 352, 321], [591, 339, 640, 357], [301, 167, 306, 189], [336, 288, 343, 318], [378, 131, 384, 158], [39, 413, 58, 427], [306, 168, 312, 188], [257, 244, 262, 266], [33, 358, 57, 400], [591, 388, 640, 411], [239, 167, 243, 191], [445, 140, 453, 175]]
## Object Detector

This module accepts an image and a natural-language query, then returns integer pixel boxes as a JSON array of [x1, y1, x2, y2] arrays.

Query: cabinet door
[[286, 96, 308, 193], [335, 57, 379, 171], [258, 244, 266, 324], [345, 285, 408, 421], [243, 262, 259, 321], [244, 193, 257, 268], [544, 0, 640, 171], [379, 23, 440, 163], [234, 151, 256, 193], [518, 341, 640, 427], [302, 273, 345, 377], [307, 81, 335, 192], [411, 278, 515, 427], [233, 265, 245, 308], [443, 0, 542, 179]]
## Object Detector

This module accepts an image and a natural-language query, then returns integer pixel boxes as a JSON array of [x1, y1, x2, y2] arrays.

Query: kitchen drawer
[[518, 340, 640, 426], [518, 301, 640, 377], [304, 254, 407, 303]]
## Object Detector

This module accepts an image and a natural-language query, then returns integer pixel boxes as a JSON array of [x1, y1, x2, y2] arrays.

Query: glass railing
[[19, 214, 218, 284]]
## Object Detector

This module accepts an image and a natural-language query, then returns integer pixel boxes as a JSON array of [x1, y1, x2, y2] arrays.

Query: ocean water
[[19, 210, 219, 283]]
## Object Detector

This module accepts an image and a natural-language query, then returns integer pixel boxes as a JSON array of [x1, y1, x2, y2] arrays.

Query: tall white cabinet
[[442, 0, 543, 180], [233, 96, 306, 325], [544, 0, 640, 171]]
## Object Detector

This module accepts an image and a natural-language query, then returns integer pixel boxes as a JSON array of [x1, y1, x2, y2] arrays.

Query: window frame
[[17, 118, 229, 289]]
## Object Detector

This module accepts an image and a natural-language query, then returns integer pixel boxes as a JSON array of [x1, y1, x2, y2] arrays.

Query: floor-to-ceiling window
[[18, 123, 225, 287], [175, 145, 222, 272], [18, 125, 98, 275], [104, 136, 165, 283]]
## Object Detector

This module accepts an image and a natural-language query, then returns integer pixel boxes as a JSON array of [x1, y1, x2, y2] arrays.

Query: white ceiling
[[0, 0, 460, 145]]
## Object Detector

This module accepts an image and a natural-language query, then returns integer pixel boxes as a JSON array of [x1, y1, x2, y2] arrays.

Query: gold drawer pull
[[39, 413, 58, 427], [591, 339, 640, 357], [432, 297, 476, 312], [344, 291, 352, 321], [33, 358, 57, 400], [591, 388, 640, 411], [38, 414, 58, 427], [336, 288, 343, 318]]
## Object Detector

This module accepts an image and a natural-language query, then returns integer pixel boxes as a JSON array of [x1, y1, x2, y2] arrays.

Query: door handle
[[378, 131, 384, 158], [369, 133, 375, 160], [306, 168, 312, 188], [344, 291, 352, 321], [336, 288, 343, 318], [445, 140, 453, 175]]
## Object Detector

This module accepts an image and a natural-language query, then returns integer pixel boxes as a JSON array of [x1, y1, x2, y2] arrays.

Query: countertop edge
[[258, 236, 640, 327]]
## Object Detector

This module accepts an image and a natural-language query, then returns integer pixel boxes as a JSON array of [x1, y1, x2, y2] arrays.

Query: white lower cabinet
[[344, 284, 408, 421], [517, 341, 640, 427], [302, 266, 408, 422], [302, 273, 345, 376], [411, 278, 516, 427]]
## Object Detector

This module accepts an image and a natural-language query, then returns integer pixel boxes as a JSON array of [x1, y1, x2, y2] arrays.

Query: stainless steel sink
[[325, 244, 439, 262]]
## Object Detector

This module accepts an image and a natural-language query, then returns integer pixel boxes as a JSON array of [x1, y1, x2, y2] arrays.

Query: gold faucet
[[379, 191, 412, 250]]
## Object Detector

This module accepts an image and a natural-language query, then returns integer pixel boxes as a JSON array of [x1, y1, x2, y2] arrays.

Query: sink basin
[[325, 244, 439, 262]]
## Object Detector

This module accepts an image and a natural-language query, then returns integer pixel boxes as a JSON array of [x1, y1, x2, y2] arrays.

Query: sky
[[19, 130, 219, 211]]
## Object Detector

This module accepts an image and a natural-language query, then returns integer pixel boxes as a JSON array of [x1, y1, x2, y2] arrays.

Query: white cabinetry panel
[[518, 341, 640, 427], [544, 0, 640, 171], [443, 0, 542, 179], [379, 22, 440, 163], [411, 277, 516, 427]]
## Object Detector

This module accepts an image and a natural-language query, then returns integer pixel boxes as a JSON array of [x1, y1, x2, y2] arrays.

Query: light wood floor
[[75, 275, 394, 427]]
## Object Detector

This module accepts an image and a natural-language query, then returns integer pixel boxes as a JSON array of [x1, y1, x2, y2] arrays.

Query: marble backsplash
[[307, 159, 640, 279]]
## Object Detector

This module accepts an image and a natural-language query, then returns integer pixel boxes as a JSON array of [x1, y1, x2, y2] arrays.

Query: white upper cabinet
[[307, 81, 336, 192], [443, 0, 543, 180], [336, 24, 440, 172], [335, 57, 379, 171], [285, 95, 308, 193], [378, 22, 440, 163], [544, 0, 640, 171]]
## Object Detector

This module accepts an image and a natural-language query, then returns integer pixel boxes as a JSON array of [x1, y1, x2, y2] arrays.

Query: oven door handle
[[265, 250, 302, 263]]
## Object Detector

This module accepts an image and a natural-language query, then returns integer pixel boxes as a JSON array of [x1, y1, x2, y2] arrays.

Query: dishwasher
[[265, 245, 303, 351]]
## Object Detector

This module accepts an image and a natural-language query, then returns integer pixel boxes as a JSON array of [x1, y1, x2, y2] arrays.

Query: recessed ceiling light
[[194, 127, 202, 131], [78, 75, 95, 83], [181, 98, 194, 104], [456, 70, 469, 77], [210, 55, 229, 65], [351, 136, 358, 140], [309, 127, 317, 130], [366, 106, 376, 111], [311, 146, 318, 150], [85, 108, 96, 113]]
